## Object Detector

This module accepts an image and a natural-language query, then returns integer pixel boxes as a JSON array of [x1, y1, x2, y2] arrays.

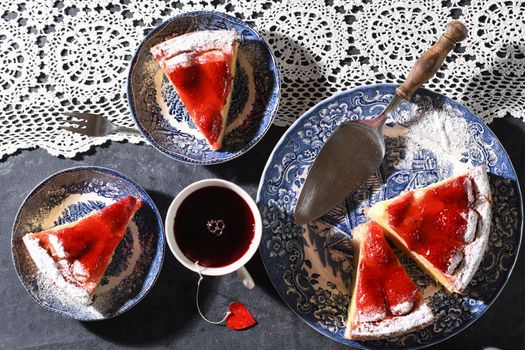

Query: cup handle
[[235, 266, 255, 290]]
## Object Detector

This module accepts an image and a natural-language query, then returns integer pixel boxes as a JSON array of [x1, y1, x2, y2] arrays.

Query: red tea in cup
[[174, 186, 255, 268]]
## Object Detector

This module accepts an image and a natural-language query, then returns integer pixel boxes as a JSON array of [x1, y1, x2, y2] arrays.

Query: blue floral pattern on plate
[[256, 84, 522, 349], [11, 166, 165, 321], [127, 11, 280, 164]]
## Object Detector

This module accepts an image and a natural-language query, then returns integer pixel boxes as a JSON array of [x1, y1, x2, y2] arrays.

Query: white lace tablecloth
[[1, 0, 524, 158]]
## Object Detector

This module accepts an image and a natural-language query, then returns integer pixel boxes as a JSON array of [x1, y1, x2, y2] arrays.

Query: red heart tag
[[225, 302, 256, 330]]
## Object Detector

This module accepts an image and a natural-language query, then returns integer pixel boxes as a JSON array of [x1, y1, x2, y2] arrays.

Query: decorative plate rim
[[126, 10, 281, 165], [256, 83, 523, 349], [10, 165, 166, 321]]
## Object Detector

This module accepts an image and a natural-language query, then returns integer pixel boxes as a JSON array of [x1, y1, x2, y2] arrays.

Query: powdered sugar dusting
[[463, 209, 479, 243], [390, 300, 414, 316], [23, 235, 91, 304], [452, 167, 492, 292], [446, 250, 464, 275], [150, 30, 237, 68], [384, 103, 473, 173], [357, 308, 386, 323], [347, 302, 434, 340]]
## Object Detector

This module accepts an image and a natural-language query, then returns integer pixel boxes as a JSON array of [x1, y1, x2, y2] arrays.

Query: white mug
[[164, 179, 262, 289]]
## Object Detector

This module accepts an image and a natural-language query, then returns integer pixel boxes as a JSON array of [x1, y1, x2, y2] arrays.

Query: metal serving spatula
[[294, 20, 468, 225]]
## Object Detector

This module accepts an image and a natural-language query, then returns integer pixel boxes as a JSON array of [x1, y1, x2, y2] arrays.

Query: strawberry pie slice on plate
[[127, 11, 279, 164], [150, 30, 239, 150], [346, 221, 434, 340], [23, 196, 143, 300], [11, 167, 164, 320]]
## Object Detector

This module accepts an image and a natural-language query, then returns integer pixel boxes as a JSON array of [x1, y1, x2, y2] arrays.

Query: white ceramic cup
[[165, 179, 262, 289]]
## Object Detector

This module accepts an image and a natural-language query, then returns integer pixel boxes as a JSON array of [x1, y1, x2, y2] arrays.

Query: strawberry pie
[[345, 221, 434, 340], [150, 30, 239, 150], [23, 196, 143, 300]]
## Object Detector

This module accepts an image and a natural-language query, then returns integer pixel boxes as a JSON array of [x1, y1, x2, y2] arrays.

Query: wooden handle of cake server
[[396, 20, 468, 101]]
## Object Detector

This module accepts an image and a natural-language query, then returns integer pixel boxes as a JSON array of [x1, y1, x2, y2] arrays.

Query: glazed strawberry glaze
[[33, 196, 142, 293], [387, 175, 472, 273], [166, 51, 233, 148], [355, 222, 419, 321]]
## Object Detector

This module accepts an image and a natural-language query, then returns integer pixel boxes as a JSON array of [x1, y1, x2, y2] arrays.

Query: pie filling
[[164, 50, 234, 147], [385, 175, 477, 275]]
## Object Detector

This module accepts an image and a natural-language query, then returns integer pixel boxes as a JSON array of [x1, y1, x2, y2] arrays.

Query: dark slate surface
[[1, 122, 524, 350]]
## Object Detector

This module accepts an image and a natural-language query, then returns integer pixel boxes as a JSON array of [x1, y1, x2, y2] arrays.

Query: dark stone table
[[1, 120, 524, 349]]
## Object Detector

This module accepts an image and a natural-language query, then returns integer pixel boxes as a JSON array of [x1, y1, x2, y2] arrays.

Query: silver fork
[[61, 112, 141, 137]]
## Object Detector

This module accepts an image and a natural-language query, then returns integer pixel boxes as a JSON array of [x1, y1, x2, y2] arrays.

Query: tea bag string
[[195, 261, 231, 324]]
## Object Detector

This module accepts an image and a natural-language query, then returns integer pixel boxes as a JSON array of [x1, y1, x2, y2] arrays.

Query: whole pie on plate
[[23, 196, 143, 299], [345, 221, 434, 340], [150, 30, 239, 150], [366, 166, 492, 293]]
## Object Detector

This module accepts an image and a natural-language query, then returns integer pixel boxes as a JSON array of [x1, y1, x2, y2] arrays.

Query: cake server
[[294, 20, 468, 225]]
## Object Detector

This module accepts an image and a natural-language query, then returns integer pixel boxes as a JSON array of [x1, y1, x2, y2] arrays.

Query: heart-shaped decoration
[[226, 302, 256, 330]]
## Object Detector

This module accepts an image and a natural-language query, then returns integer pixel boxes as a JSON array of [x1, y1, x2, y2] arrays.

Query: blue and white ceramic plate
[[11, 166, 165, 321], [127, 11, 280, 164], [257, 84, 523, 349]]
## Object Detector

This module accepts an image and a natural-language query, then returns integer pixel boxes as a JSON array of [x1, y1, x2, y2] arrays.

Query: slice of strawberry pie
[[345, 221, 433, 340], [150, 30, 239, 150], [23, 196, 143, 300], [366, 166, 492, 294]]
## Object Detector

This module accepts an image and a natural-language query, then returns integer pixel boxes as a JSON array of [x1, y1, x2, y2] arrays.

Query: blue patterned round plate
[[127, 11, 280, 164], [11, 166, 165, 321], [257, 84, 522, 349]]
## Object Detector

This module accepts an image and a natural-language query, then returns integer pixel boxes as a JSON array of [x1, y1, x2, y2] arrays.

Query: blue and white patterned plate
[[127, 11, 280, 164], [11, 166, 165, 321], [256, 84, 523, 349]]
